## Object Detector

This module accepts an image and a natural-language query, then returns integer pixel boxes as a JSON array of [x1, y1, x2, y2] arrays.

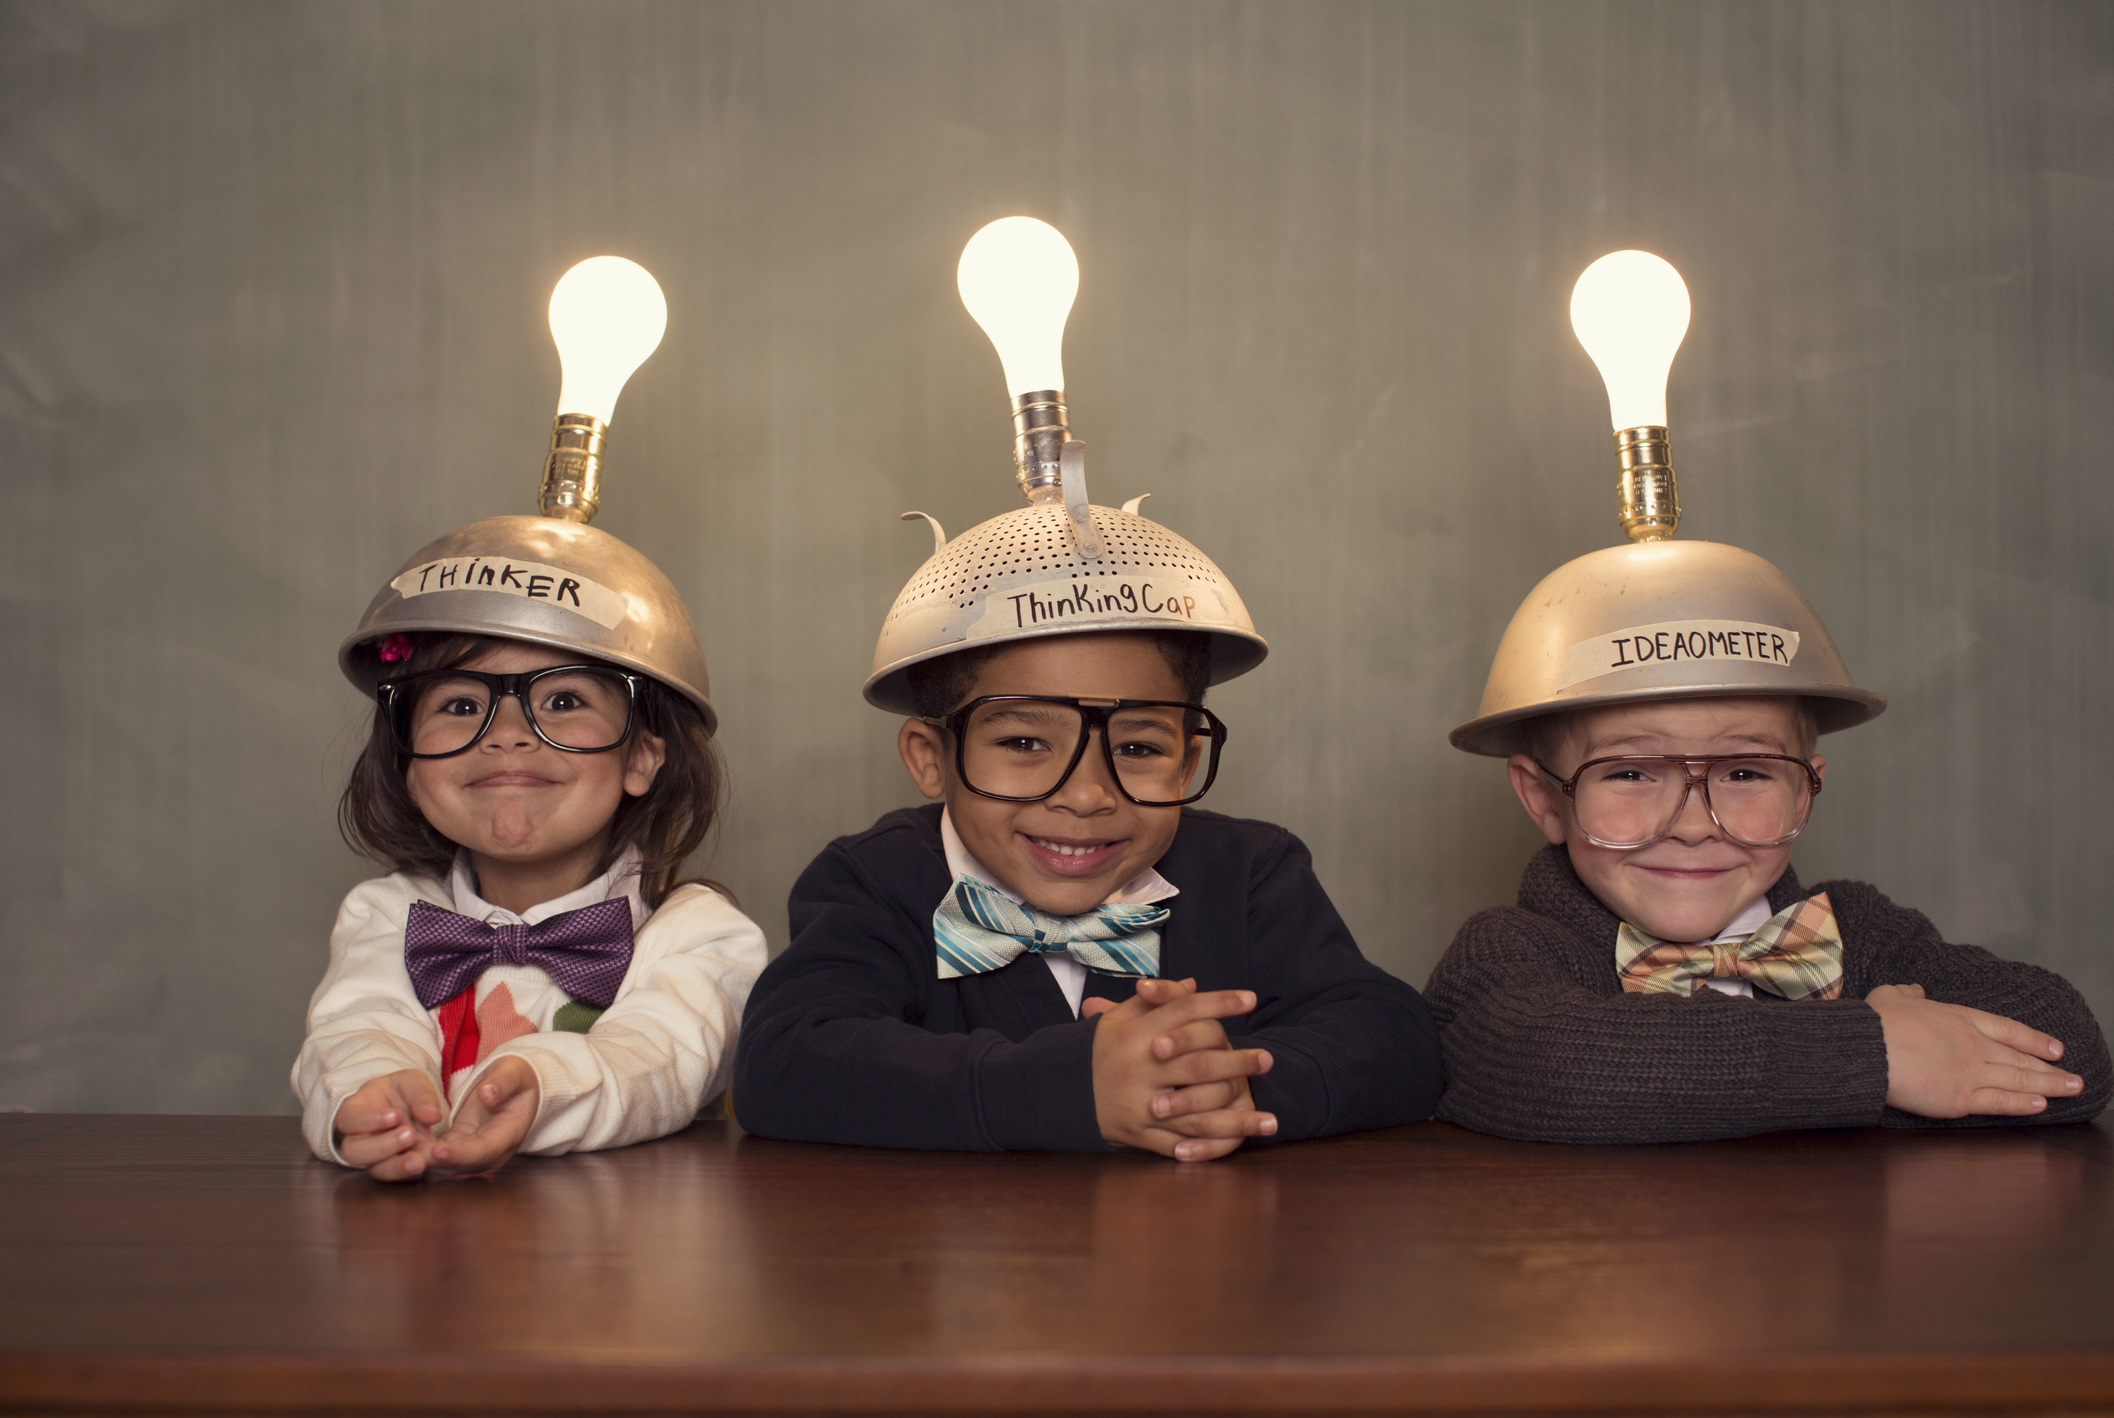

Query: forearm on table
[[1433, 989, 1890, 1143], [1233, 993, 1443, 1140]]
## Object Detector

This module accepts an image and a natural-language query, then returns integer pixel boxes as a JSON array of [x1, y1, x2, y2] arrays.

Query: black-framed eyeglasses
[[1538, 753, 1823, 851], [378, 666, 642, 760], [924, 695, 1228, 807]]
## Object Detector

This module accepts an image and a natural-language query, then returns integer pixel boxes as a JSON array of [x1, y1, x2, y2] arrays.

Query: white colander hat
[[864, 449, 1267, 714]]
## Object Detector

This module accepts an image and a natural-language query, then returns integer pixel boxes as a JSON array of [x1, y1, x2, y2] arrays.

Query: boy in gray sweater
[[1427, 539, 2109, 1143]]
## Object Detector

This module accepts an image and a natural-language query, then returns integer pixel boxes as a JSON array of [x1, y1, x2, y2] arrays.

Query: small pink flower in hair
[[376, 633, 414, 664]]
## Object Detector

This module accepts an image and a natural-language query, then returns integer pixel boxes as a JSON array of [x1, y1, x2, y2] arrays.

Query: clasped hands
[[1868, 983, 2085, 1118], [332, 1056, 541, 1182], [1084, 977, 1277, 1162]]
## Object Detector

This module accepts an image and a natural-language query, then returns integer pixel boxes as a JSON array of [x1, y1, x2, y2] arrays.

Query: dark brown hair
[[338, 633, 726, 908], [905, 629, 1214, 719]]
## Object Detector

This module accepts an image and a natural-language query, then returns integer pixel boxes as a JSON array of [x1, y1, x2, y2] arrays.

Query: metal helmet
[[1450, 538, 1884, 757], [864, 474, 1267, 714], [340, 514, 716, 733]]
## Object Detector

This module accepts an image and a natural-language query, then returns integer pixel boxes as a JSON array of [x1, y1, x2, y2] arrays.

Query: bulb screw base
[[1615, 425, 1680, 542], [539, 414, 607, 524], [1012, 391, 1071, 502]]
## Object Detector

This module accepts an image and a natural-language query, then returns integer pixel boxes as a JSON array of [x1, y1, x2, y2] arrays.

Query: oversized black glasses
[[378, 666, 642, 760], [1538, 753, 1823, 851], [924, 695, 1228, 807]]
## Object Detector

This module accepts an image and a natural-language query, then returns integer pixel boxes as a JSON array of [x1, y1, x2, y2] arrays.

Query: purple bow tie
[[403, 898, 635, 1011]]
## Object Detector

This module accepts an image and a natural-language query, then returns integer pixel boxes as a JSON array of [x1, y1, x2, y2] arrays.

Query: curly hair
[[338, 632, 726, 908]]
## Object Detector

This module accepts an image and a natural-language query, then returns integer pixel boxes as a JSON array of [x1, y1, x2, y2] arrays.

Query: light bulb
[[1569, 250, 1690, 430], [957, 217, 1079, 397], [548, 256, 668, 423]]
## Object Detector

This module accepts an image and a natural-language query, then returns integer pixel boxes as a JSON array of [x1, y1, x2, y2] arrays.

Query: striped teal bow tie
[[933, 876, 1168, 981]]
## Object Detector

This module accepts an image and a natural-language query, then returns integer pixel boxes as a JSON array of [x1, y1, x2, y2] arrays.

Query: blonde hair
[[1521, 696, 1819, 771]]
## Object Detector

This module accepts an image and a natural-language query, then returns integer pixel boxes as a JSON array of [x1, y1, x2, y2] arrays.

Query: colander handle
[[1060, 441, 1103, 562]]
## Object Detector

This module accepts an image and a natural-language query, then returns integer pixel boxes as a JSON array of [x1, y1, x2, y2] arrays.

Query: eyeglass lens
[[1572, 757, 1813, 848], [958, 700, 1204, 804], [401, 669, 633, 757]]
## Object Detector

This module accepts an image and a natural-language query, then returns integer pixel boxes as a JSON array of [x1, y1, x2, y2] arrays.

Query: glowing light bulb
[[548, 256, 668, 424], [957, 217, 1079, 396], [1569, 251, 1690, 430]]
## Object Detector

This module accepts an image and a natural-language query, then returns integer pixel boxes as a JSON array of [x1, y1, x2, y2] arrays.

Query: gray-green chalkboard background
[[3, 0, 2108, 1114]]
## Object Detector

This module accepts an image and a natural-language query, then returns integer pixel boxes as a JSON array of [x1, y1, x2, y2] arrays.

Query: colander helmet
[[1450, 539, 1883, 757], [864, 460, 1267, 714], [340, 514, 716, 733]]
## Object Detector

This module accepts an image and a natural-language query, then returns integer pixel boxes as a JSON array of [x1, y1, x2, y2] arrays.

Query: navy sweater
[[735, 804, 1442, 1151]]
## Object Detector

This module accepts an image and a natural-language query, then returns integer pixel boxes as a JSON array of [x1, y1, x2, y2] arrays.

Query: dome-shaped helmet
[[340, 514, 715, 732], [865, 493, 1266, 714], [1451, 538, 1883, 757]]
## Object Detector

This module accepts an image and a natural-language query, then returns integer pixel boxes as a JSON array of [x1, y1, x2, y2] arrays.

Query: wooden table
[[2, 1115, 2110, 1416]]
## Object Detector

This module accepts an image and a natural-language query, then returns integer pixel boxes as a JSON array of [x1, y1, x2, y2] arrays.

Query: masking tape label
[[1557, 620, 1800, 690], [964, 576, 1229, 640], [389, 557, 627, 629]]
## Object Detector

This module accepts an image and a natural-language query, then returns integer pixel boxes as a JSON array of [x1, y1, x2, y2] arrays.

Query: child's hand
[[1085, 977, 1276, 1161], [425, 1055, 541, 1179], [333, 1070, 446, 1183], [1868, 983, 2084, 1118]]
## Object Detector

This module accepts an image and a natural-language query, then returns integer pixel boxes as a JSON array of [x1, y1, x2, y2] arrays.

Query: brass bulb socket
[[1614, 425, 1679, 543], [539, 413, 608, 524], [1011, 390, 1070, 501]]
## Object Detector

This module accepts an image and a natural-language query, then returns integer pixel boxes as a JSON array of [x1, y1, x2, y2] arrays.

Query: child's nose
[[1047, 732, 1122, 813], [481, 692, 539, 749], [1666, 776, 1720, 842]]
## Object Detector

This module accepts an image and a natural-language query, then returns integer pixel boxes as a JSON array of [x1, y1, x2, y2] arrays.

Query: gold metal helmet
[[1453, 249, 1884, 757], [1450, 538, 1883, 757], [339, 514, 715, 731], [338, 257, 715, 730]]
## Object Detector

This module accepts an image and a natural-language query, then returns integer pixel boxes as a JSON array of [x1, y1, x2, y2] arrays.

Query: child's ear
[[897, 719, 948, 801], [622, 731, 667, 797], [1506, 755, 1569, 846]]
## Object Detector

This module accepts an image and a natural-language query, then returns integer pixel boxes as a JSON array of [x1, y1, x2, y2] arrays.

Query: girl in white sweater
[[293, 522, 766, 1182]]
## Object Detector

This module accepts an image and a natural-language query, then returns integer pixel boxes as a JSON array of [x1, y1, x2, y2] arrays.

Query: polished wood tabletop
[[2, 1114, 2111, 1416]]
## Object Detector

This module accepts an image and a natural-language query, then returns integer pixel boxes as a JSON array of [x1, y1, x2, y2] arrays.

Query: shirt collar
[[1705, 895, 1775, 945], [446, 845, 648, 932], [940, 806, 1179, 910]]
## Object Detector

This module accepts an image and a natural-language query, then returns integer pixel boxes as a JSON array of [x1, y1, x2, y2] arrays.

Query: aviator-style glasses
[[1538, 753, 1823, 851], [378, 665, 642, 760], [925, 696, 1229, 807]]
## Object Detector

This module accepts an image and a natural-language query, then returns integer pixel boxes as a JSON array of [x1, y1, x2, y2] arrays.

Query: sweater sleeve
[[1224, 832, 1443, 1141], [1423, 906, 1891, 1144], [732, 842, 1106, 1152], [472, 885, 769, 1157], [290, 876, 447, 1165], [1823, 880, 2113, 1128]]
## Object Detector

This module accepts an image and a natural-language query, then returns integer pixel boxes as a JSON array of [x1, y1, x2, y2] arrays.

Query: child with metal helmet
[[1425, 252, 2108, 1143], [292, 260, 766, 1180], [733, 221, 1441, 1159]]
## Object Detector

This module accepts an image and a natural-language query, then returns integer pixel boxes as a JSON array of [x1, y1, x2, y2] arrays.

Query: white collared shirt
[[940, 807, 1179, 1018], [1696, 895, 1776, 999], [446, 849, 649, 935]]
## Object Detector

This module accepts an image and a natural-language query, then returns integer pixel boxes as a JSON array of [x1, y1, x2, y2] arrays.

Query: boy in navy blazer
[[735, 502, 1441, 1158]]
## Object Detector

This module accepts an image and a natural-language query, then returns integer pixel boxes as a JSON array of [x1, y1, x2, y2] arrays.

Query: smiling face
[[897, 633, 1198, 916], [403, 641, 665, 909], [1506, 696, 1825, 943]]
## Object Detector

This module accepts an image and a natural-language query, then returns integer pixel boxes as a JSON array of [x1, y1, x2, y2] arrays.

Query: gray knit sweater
[[1424, 846, 2112, 1143]]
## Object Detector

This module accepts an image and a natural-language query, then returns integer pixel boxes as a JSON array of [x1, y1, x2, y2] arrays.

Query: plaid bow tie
[[402, 898, 635, 1010], [933, 876, 1169, 981], [1616, 892, 1843, 1001]]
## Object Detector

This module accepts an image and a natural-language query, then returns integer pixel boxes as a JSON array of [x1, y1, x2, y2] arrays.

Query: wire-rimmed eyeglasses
[[1537, 753, 1823, 850]]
